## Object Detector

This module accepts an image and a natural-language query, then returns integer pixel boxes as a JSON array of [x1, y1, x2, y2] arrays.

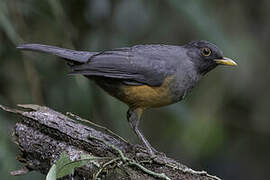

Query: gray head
[[184, 40, 237, 75]]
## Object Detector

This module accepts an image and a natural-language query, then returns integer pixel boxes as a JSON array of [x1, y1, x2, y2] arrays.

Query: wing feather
[[70, 47, 171, 86]]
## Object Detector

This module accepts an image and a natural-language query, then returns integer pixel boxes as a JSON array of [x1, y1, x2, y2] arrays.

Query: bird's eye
[[201, 47, 212, 57]]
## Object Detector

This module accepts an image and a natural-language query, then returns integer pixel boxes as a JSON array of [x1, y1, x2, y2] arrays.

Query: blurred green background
[[0, 0, 269, 179]]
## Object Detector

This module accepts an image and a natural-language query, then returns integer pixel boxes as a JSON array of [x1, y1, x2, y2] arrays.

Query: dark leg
[[127, 108, 156, 155]]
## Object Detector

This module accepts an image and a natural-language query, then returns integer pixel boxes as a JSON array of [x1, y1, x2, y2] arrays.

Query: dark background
[[0, 0, 269, 179]]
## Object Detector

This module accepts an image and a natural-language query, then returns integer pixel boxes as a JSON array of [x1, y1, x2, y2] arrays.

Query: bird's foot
[[133, 144, 166, 159], [143, 142, 167, 158]]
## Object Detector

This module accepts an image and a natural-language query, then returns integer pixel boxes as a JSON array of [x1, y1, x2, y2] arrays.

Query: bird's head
[[185, 40, 237, 75]]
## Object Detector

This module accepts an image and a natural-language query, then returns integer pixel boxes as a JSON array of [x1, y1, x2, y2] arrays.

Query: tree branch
[[0, 104, 221, 180]]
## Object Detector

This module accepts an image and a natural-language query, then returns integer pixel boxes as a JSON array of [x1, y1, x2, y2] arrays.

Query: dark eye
[[201, 47, 212, 57]]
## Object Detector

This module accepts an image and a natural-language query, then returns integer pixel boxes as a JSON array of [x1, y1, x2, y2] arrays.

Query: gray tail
[[17, 44, 96, 63]]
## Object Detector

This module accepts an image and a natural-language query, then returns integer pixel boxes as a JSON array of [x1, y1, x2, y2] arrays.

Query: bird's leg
[[127, 108, 157, 155]]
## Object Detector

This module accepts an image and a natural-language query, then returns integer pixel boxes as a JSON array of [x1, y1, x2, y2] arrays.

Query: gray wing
[[70, 45, 176, 86]]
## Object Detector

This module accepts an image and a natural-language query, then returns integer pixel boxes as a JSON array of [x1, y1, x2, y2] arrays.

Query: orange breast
[[119, 76, 174, 108]]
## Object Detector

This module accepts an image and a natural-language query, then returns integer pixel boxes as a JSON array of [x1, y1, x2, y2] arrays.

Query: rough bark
[[0, 104, 221, 180]]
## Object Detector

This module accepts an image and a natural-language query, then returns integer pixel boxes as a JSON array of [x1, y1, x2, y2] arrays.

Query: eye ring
[[201, 47, 212, 57]]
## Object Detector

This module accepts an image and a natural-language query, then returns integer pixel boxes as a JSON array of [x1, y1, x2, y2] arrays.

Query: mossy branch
[[0, 104, 221, 180]]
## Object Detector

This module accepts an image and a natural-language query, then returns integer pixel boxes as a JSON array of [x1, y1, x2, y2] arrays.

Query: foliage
[[46, 152, 95, 180]]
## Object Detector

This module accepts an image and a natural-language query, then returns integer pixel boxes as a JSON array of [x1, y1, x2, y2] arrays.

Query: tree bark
[[0, 104, 221, 180]]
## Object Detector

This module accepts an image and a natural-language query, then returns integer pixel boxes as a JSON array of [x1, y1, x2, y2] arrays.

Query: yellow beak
[[214, 57, 237, 66]]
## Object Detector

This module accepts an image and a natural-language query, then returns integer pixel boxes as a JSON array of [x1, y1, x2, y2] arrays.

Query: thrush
[[17, 40, 237, 155]]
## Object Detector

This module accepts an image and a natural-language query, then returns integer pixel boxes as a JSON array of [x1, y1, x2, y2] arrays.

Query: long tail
[[17, 44, 96, 63]]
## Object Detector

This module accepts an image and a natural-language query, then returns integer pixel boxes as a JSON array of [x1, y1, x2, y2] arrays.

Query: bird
[[17, 40, 237, 155]]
